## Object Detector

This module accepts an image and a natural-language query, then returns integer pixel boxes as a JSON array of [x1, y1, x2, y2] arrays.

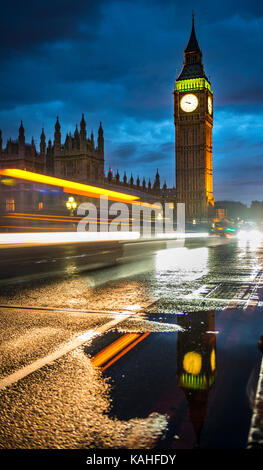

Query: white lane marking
[[0, 315, 129, 391], [0, 304, 140, 316], [243, 275, 263, 310]]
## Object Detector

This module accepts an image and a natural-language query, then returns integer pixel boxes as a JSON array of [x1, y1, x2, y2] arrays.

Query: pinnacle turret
[[54, 116, 61, 153], [153, 168, 160, 190], [97, 122, 104, 153], [19, 120, 25, 145], [55, 115, 60, 132], [74, 124, 79, 138], [80, 113, 87, 141], [40, 128, 46, 155]]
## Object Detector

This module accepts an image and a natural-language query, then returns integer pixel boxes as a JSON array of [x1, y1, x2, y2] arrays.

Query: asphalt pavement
[[0, 235, 262, 449]]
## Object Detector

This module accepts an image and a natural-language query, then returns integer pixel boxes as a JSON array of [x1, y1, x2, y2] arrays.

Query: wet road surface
[[0, 236, 262, 449]]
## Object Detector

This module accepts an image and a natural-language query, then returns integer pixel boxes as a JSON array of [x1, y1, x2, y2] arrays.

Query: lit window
[[6, 199, 15, 212], [38, 202, 43, 210]]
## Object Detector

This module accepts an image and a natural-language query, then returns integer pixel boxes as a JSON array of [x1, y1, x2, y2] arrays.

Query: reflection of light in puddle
[[155, 247, 209, 282], [65, 264, 78, 275], [77, 330, 97, 342], [125, 304, 141, 311], [238, 234, 263, 253], [84, 259, 154, 287]]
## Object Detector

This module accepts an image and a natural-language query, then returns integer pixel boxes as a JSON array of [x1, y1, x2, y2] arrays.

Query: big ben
[[174, 16, 214, 220]]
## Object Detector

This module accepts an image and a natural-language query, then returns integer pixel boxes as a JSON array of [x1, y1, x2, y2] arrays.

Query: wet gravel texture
[[0, 348, 168, 449], [0, 307, 113, 377]]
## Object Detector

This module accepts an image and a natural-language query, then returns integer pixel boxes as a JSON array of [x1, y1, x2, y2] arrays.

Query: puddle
[[84, 308, 262, 449]]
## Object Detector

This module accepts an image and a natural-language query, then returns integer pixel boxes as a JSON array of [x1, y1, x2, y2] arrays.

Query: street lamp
[[66, 196, 77, 216]]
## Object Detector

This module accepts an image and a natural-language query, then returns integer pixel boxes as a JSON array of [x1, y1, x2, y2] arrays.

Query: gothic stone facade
[[0, 121, 45, 174], [0, 114, 105, 185], [0, 117, 165, 194]]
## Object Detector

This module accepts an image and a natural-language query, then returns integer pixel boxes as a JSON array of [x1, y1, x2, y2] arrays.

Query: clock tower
[[174, 17, 214, 220]]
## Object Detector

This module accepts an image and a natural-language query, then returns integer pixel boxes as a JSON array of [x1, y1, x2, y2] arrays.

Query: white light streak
[[0, 231, 140, 245], [156, 232, 209, 239]]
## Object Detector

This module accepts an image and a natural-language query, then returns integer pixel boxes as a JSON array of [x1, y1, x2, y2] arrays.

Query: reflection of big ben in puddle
[[177, 310, 216, 447]]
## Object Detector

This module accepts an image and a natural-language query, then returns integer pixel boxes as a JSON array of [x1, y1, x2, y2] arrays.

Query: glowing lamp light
[[176, 77, 213, 93], [211, 349, 216, 372], [66, 196, 77, 213], [1, 178, 15, 186], [183, 351, 202, 375], [179, 373, 214, 390], [180, 373, 206, 390]]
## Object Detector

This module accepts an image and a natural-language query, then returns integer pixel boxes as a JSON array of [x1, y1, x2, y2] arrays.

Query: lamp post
[[66, 196, 77, 216]]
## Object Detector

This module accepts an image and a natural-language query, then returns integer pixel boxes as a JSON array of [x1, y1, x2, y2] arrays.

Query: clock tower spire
[[178, 14, 207, 81], [174, 17, 214, 220]]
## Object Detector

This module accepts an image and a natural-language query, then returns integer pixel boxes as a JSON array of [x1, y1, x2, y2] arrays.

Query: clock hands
[[180, 94, 198, 112]]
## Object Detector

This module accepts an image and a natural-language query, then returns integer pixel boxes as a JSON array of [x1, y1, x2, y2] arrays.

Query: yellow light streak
[[3, 214, 131, 225], [5, 212, 131, 222], [0, 169, 139, 202], [7, 212, 83, 220], [0, 225, 66, 231], [91, 333, 140, 367], [101, 332, 150, 372]]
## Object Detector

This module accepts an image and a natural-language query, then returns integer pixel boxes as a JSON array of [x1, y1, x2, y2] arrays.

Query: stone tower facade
[[0, 121, 46, 173], [174, 17, 214, 220], [53, 114, 104, 184]]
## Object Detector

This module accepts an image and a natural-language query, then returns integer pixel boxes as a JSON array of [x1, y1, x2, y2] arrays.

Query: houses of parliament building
[[0, 115, 163, 195]]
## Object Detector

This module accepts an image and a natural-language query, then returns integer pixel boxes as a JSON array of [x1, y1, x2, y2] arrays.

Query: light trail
[[0, 169, 139, 202], [101, 332, 150, 372], [3, 214, 131, 226], [0, 169, 165, 210], [5, 212, 131, 223], [0, 231, 140, 245], [91, 333, 141, 368]]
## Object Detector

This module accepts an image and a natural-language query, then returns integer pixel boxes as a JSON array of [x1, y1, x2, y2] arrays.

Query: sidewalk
[[247, 343, 263, 449]]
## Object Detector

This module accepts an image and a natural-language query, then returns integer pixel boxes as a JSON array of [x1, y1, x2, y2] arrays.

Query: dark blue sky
[[1, 0, 263, 204]]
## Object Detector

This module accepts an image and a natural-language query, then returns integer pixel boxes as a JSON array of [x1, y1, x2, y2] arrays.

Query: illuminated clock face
[[208, 96, 213, 115], [180, 94, 198, 113]]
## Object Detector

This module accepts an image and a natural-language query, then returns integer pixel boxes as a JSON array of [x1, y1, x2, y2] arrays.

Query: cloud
[[1, 0, 263, 201], [0, 1, 103, 57]]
